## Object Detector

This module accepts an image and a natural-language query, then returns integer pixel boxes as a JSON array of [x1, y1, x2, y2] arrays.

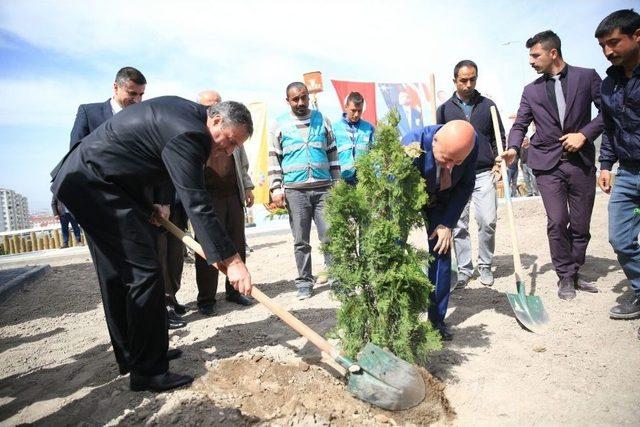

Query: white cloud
[[0, 79, 94, 126], [0, 0, 623, 122], [0, 1, 450, 77]]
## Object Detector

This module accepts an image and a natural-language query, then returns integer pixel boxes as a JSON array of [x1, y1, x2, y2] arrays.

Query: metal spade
[[491, 106, 550, 332], [160, 217, 426, 410]]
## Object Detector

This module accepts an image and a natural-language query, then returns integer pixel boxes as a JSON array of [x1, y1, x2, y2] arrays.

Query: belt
[[559, 151, 579, 162]]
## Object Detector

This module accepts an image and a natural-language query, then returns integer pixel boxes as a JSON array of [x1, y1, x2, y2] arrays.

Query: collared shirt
[[455, 93, 474, 120], [341, 113, 360, 142], [110, 97, 123, 115], [544, 64, 569, 117]]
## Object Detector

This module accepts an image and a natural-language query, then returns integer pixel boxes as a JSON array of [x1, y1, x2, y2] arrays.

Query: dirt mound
[[183, 356, 455, 425]]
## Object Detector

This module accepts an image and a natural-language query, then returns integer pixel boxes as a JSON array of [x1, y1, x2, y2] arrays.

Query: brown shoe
[[574, 277, 598, 293], [557, 278, 576, 300]]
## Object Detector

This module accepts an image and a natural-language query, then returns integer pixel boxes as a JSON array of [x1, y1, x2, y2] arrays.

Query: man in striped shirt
[[268, 82, 340, 299]]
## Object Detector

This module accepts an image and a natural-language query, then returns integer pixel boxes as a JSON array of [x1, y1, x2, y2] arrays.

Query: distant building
[[0, 188, 31, 232], [30, 212, 58, 228]]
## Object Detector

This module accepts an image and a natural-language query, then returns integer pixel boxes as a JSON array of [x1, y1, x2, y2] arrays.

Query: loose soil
[[0, 193, 638, 426]]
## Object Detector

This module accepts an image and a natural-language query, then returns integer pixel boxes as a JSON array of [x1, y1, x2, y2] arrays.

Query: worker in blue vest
[[268, 82, 341, 300], [332, 91, 375, 184]]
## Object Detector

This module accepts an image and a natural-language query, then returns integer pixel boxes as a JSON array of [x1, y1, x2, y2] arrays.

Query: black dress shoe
[[609, 297, 640, 319], [173, 301, 187, 315], [167, 307, 187, 329], [557, 278, 576, 300], [167, 348, 183, 360], [226, 293, 253, 306], [130, 371, 193, 392], [574, 277, 598, 293], [435, 322, 453, 341], [198, 304, 216, 317], [119, 348, 182, 375]]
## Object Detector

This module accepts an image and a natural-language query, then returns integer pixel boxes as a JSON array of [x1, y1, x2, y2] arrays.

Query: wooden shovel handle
[[428, 73, 437, 124], [159, 217, 341, 360], [490, 106, 524, 282]]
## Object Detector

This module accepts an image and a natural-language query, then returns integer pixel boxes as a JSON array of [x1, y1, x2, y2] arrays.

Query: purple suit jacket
[[508, 65, 604, 171]]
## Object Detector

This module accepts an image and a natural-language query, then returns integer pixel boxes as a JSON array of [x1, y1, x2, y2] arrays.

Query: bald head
[[198, 90, 222, 106], [432, 120, 475, 169]]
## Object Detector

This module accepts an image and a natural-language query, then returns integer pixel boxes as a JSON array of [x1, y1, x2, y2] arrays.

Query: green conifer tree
[[324, 110, 442, 363]]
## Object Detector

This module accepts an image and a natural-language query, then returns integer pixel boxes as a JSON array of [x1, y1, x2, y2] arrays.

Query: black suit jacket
[[52, 96, 237, 265], [69, 99, 113, 149]]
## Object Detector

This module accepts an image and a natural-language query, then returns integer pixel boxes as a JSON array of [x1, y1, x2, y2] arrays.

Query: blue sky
[[0, 0, 632, 212]]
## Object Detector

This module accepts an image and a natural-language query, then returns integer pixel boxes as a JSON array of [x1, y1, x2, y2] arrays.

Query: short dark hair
[[453, 60, 478, 79], [115, 67, 146, 86], [207, 101, 254, 136], [345, 91, 364, 106], [526, 30, 562, 58], [595, 9, 640, 38], [285, 82, 308, 98]]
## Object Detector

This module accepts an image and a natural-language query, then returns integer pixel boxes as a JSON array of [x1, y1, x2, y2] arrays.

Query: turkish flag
[[331, 80, 377, 125]]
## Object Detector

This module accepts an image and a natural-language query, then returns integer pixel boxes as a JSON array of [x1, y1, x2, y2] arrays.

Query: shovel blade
[[507, 283, 549, 333], [347, 343, 426, 411]]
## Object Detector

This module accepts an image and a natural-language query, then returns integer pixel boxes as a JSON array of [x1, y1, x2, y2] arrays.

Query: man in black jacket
[[51, 97, 253, 392], [69, 67, 146, 149], [437, 60, 505, 288], [596, 9, 640, 319]]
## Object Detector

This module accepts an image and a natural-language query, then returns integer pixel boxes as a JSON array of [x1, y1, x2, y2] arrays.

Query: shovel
[[159, 217, 426, 411], [490, 106, 549, 333]]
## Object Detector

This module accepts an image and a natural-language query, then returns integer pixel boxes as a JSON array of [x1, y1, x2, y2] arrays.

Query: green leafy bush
[[324, 110, 441, 363]]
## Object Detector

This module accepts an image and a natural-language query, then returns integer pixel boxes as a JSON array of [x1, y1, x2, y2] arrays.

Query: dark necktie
[[440, 168, 452, 190], [552, 74, 566, 129]]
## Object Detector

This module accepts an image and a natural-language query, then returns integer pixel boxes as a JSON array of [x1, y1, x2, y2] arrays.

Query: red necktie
[[440, 168, 452, 190]]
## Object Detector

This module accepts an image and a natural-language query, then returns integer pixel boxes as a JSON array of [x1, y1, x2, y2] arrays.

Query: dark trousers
[[59, 212, 82, 244], [534, 159, 596, 280], [195, 194, 245, 307], [55, 168, 168, 376], [423, 206, 454, 325], [157, 202, 188, 306]]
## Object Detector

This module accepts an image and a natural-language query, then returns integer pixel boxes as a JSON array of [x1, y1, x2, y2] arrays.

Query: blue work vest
[[333, 118, 374, 181], [277, 110, 331, 184]]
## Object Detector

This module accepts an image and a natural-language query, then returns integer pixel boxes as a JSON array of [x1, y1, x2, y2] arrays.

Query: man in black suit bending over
[[52, 97, 254, 392]]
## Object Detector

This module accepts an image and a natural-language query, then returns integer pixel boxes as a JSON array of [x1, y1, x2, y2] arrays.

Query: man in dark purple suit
[[502, 30, 604, 300]]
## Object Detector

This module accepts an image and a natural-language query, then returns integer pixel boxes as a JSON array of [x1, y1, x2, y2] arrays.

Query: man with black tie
[[69, 67, 146, 148], [52, 97, 254, 392], [501, 30, 603, 300]]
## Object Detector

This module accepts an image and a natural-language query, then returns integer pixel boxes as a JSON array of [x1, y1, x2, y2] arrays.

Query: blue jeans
[[608, 167, 640, 297], [60, 212, 82, 245]]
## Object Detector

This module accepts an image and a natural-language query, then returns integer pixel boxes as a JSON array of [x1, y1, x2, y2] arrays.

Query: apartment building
[[0, 188, 31, 232]]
